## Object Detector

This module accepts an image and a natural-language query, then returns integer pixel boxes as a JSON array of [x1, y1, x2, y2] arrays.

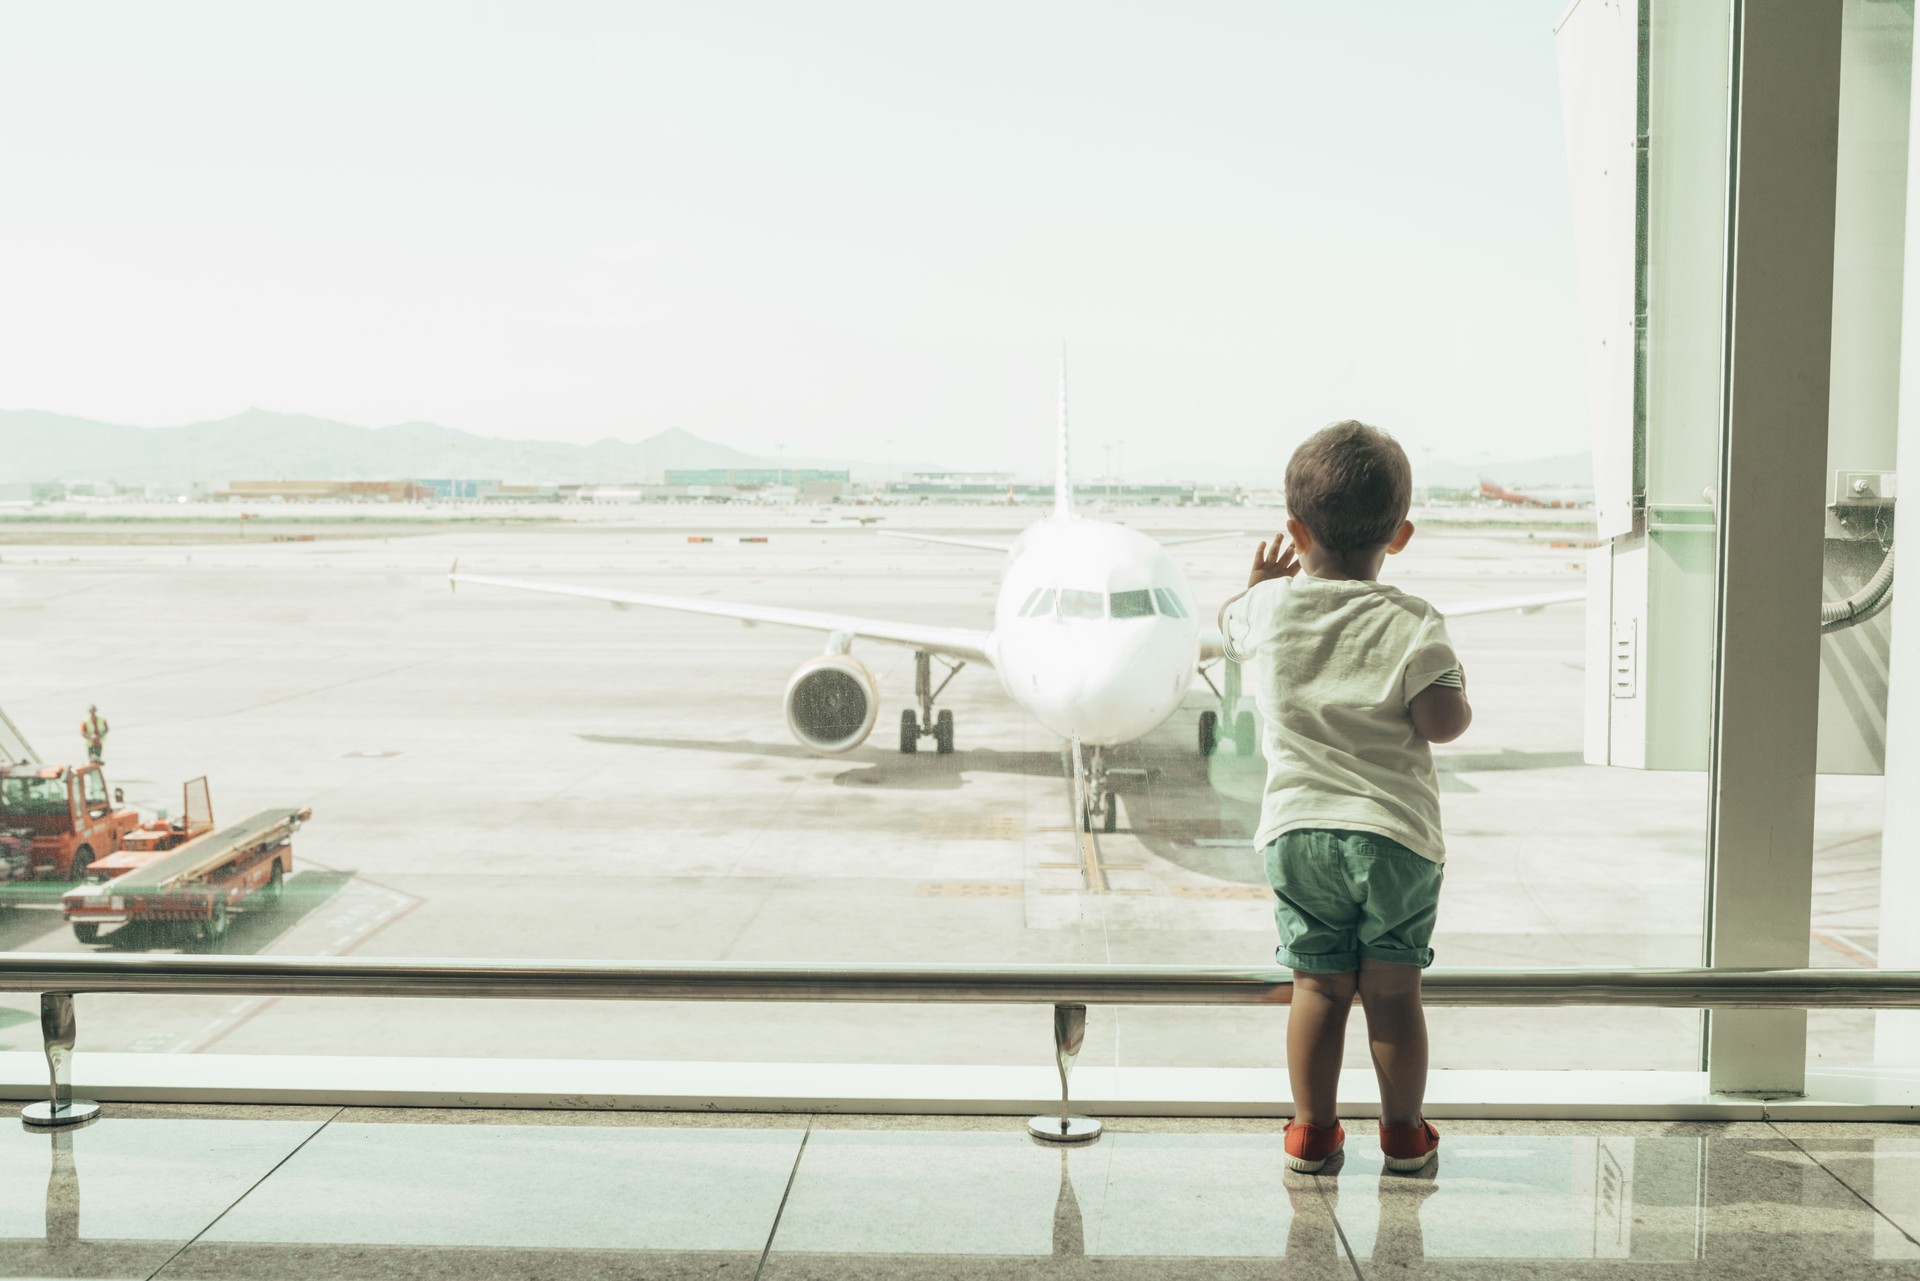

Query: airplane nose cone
[[1006, 626, 1180, 744]]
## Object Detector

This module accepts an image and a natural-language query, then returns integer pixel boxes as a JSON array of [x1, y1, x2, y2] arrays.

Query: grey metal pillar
[[21, 994, 100, 1128], [1028, 1003, 1101, 1143], [1705, 0, 1844, 1094]]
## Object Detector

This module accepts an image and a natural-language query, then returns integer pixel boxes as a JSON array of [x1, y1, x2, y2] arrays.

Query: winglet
[[449, 558, 458, 593], [1054, 346, 1072, 520]]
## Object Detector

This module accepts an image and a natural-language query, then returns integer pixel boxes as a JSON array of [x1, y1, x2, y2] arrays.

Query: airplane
[[1478, 477, 1595, 510], [452, 367, 1583, 832]]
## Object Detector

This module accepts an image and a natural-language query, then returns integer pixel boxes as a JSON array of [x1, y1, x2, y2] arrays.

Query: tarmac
[[0, 503, 1882, 1075]]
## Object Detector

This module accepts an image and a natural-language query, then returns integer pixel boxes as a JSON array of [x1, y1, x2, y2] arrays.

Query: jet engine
[[784, 654, 879, 754]]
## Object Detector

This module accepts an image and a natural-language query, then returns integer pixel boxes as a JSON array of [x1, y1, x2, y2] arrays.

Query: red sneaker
[[1379, 1119, 1440, 1172], [1283, 1119, 1345, 1172]]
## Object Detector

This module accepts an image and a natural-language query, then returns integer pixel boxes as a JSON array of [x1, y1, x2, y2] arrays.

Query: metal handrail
[[3, 954, 1918, 1006], [7, 956, 1917, 1137]]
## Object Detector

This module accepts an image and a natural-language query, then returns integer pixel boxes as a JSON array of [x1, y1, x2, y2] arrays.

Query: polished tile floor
[[2, 1106, 1917, 1279]]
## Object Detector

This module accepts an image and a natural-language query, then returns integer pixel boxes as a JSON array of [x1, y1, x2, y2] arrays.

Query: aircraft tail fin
[[1053, 347, 1072, 520]]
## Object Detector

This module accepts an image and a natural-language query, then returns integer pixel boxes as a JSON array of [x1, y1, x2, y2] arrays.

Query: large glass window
[[0, 1, 1813, 1086]]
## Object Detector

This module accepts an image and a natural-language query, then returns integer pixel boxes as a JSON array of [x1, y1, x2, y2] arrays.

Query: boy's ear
[[1284, 516, 1314, 554], [1385, 520, 1415, 555]]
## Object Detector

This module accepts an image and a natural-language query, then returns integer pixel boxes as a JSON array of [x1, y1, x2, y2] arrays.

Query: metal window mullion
[[1703, 0, 1844, 1095]]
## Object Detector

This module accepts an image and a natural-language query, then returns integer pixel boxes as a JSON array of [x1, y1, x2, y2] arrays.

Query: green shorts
[[1265, 829, 1443, 973]]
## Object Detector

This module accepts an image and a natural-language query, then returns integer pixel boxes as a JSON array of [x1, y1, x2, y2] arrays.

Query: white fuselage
[[988, 516, 1201, 747]]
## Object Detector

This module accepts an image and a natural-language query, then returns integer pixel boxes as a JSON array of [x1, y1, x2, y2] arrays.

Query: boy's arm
[[1409, 669, 1471, 743], [1215, 588, 1249, 636]]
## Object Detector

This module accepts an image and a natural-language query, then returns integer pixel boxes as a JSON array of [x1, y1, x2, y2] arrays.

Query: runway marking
[[920, 815, 1022, 841], [1162, 818, 1253, 841], [167, 868, 422, 1055], [1168, 885, 1271, 900], [917, 882, 1022, 898], [1810, 928, 1878, 968], [1079, 833, 1107, 894]]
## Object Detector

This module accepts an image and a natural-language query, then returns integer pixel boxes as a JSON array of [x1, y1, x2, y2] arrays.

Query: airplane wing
[[452, 571, 996, 665], [1435, 589, 1585, 618], [1197, 589, 1582, 663], [875, 530, 1013, 553], [1157, 531, 1248, 547]]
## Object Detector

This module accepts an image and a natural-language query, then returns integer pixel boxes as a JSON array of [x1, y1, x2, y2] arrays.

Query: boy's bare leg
[[1288, 969, 1358, 1128], [1358, 959, 1428, 1125]]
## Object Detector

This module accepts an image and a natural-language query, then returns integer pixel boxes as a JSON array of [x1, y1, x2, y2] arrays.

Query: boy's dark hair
[[1283, 420, 1413, 553]]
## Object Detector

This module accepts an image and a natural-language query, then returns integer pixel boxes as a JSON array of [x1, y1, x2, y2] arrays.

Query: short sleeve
[[1220, 580, 1280, 663], [1401, 613, 1461, 705]]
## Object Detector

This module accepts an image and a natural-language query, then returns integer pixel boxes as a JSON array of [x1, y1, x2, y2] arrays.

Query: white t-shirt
[[1220, 575, 1460, 862]]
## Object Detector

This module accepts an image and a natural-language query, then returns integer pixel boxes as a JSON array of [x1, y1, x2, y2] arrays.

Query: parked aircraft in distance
[[1478, 477, 1595, 509], [456, 369, 1581, 831]]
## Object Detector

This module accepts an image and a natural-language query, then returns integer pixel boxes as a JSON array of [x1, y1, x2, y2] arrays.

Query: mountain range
[[0, 409, 785, 487], [0, 408, 1593, 491]]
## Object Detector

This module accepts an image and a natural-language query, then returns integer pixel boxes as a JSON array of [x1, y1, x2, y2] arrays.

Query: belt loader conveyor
[[62, 806, 312, 948]]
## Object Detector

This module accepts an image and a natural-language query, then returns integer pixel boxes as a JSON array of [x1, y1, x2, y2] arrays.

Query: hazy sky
[[1, 1, 1582, 476]]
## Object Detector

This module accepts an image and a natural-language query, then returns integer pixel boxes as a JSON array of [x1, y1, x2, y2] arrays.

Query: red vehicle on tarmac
[[62, 777, 310, 949], [0, 762, 142, 885]]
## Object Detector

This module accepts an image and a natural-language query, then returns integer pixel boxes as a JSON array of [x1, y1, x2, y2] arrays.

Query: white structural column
[[1705, 0, 1844, 1096], [1876, 15, 1920, 1068]]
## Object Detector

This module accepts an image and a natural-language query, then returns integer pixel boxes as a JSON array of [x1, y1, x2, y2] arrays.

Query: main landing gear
[[899, 649, 964, 755], [1195, 660, 1257, 757]]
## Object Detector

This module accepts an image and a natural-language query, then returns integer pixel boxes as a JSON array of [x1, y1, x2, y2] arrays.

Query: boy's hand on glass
[[1248, 533, 1299, 588]]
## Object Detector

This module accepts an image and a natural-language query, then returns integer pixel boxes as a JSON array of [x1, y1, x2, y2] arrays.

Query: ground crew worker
[[80, 705, 108, 764]]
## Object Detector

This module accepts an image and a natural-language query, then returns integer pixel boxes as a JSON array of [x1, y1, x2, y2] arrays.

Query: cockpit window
[[1153, 588, 1188, 618], [1022, 589, 1055, 618], [1109, 589, 1155, 619], [1057, 589, 1105, 620], [1017, 587, 1045, 616]]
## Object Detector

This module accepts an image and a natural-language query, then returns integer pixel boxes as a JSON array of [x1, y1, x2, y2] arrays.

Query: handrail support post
[[22, 993, 100, 1129], [1028, 1002, 1100, 1143]]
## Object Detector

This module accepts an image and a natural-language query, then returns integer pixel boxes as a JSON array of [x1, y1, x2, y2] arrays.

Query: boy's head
[[1283, 420, 1414, 568]]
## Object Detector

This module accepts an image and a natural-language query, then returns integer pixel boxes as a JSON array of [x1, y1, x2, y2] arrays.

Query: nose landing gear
[[900, 650, 965, 755], [1068, 737, 1121, 833]]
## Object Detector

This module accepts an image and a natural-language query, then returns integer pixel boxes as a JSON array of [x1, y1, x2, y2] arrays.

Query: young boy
[[1216, 420, 1470, 1175]]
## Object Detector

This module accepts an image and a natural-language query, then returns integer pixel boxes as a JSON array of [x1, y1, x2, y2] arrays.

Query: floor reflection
[[1049, 1144, 1082, 1260], [5, 1117, 1920, 1276], [1333, 1135, 1677, 1262], [44, 1128, 78, 1251]]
